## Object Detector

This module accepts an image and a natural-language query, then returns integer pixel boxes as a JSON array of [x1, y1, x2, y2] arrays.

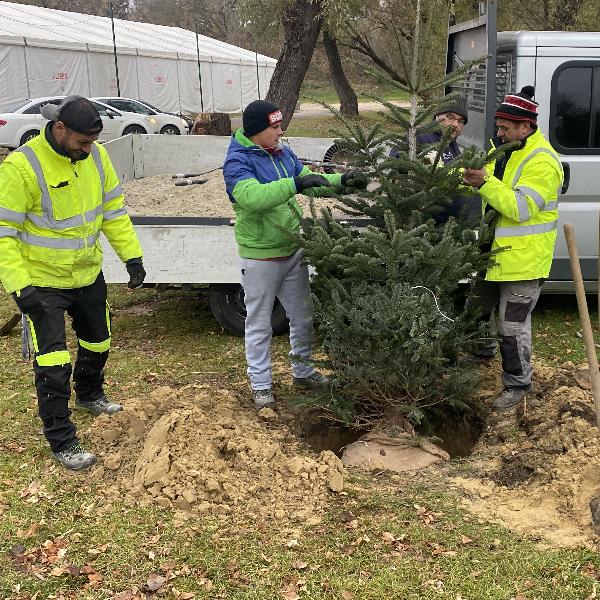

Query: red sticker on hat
[[268, 110, 283, 125]]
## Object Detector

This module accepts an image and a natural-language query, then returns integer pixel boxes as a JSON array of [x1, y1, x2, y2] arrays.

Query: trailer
[[102, 133, 338, 336]]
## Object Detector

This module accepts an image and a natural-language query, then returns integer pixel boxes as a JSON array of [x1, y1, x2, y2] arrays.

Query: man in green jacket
[[463, 86, 563, 411], [0, 96, 145, 469], [223, 100, 366, 410]]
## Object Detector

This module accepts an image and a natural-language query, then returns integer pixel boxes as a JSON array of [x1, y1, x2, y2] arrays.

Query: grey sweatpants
[[241, 249, 316, 390], [471, 279, 544, 388]]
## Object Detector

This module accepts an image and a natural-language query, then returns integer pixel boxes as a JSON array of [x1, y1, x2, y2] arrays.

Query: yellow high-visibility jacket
[[0, 126, 142, 294], [480, 128, 563, 281]]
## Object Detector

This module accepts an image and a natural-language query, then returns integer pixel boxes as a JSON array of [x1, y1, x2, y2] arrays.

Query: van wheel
[[208, 283, 289, 337], [20, 130, 40, 146]]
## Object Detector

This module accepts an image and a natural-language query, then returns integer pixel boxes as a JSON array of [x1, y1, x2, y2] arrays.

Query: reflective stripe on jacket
[[0, 125, 142, 293], [480, 128, 563, 281]]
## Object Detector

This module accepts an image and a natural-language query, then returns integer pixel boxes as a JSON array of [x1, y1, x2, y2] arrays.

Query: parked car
[[0, 96, 160, 149], [93, 97, 191, 134]]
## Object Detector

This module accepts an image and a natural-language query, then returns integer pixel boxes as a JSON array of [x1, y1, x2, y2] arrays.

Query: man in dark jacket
[[390, 94, 478, 224], [223, 100, 366, 411]]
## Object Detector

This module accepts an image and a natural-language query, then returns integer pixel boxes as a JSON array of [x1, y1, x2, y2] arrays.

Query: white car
[[93, 97, 191, 135], [0, 96, 160, 149]]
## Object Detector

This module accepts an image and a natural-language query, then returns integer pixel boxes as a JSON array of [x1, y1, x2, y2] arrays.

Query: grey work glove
[[126, 258, 146, 289], [341, 171, 369, 189], [294, 174, 331, 193], [12, 286, 47, 315]]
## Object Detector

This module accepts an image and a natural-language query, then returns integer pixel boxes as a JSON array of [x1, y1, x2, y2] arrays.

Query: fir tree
[[297, 0, 508, 429]]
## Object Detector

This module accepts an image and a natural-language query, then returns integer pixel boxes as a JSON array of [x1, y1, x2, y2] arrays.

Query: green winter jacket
[[223, 128, 342, 259]]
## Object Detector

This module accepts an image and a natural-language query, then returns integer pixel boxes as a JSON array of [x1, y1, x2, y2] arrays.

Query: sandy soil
[[123, 170, 347, 218]]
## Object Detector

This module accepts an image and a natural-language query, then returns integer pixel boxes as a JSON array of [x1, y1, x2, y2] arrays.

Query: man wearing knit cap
[[0, 95, 145, 470], [463, 86, 563, 411], [390, 93, 477, 224], [223, 99, 367, 410]]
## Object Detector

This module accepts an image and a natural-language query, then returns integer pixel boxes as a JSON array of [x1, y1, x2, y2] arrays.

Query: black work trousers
[[25, 272, 111, 452]]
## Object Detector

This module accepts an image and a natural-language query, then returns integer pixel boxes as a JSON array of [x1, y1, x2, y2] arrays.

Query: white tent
[[0, 1, 277, 114]]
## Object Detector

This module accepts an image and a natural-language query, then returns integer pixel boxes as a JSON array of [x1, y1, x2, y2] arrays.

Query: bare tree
[[265, 0, 323, 129], [322, 29, 358, 116]]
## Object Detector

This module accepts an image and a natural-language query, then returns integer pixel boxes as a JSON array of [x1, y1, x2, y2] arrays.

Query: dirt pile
[[122, 171, 345, 218], [86, 384, 346, 523], [452, 361, 600, 546]]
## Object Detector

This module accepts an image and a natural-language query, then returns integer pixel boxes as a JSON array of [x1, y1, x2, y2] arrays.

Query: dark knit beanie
[[41, 95, 103, 135], [495, 86, 538, 124], [437, 94, 468, 124], [242, 100, 283, 137]]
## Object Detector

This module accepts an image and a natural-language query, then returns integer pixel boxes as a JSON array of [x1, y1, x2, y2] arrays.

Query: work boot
[[52, 443, 97, 471], [293, 372, 331, 390], [492, 387, 529, 412], [75, 393, 123, 416], [252, 388, 275, 410]]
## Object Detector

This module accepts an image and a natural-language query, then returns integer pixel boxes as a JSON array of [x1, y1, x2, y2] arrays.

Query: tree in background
[[322, 29, 358, 117], [298, 0, 503, 430]]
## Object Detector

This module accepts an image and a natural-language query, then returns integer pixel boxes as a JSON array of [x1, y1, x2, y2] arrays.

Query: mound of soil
[[85, 384, 345, 524], [452, 361, 600, 547], [122, 171, 346, 218]]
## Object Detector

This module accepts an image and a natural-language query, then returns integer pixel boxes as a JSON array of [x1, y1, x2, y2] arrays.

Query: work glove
[[126, 258, 146, 289], [341, 171, 369, 189], [294, 174, 331, 193], [12, 286, 47, 315]]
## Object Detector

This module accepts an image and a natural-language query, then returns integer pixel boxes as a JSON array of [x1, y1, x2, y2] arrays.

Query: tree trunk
[[266, 0, 323, 130], [322, 29, 358, 117]]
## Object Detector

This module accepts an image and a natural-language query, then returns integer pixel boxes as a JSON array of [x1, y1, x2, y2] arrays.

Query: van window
[[550, 61, 600, 154]]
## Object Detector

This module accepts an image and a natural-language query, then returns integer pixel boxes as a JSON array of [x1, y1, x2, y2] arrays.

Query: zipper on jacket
[[73, 162, 87, 249]]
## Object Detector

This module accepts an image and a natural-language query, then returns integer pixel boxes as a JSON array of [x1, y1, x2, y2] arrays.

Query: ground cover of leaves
[[2, 286, 600, 599]]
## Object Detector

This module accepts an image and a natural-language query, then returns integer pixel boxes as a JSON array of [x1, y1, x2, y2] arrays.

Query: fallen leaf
[[286, 539, 299, 548], [291, 561, 308, 570], [146, 573, 166, 592], [341, 592, 354, 600], [460, 535, 474, 545]]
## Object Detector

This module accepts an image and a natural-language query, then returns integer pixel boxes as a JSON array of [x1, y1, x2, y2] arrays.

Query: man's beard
[[67, 148, 90, 161]]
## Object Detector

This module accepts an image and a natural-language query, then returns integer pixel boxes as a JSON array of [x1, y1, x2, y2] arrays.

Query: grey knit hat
[[437, 94, 468, 124]]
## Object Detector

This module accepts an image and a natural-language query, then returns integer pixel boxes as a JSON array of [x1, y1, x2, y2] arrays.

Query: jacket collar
[[44, 123, 71, 159]]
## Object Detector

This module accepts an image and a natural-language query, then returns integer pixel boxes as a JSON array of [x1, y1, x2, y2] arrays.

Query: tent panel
[[25, 46, 89, 98], [0, 45, 29, 109], [176, 59, 214, 114], [136, 56, 180, 113], [212, 63, 243, 113]]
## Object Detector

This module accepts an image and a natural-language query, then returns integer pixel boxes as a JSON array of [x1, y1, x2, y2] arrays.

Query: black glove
[[126, 258, 146, 289], [12, 286, 46, 315], [341, 171, 369, 189], [294, 174, 331, 193]]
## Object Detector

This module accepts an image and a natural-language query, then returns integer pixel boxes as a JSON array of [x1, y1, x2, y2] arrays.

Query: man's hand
[[294, 174, 331, 193], [341, 171, 368, 189], [12, 286, 46, 315], [126, 258, 146, 289], [463, 168, 488, 188]]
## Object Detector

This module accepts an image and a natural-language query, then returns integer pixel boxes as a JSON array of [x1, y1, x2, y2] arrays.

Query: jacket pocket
[[46, 176, 81, 222]]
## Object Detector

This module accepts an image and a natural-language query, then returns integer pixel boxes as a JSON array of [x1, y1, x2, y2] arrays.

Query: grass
[[1, 285, 600, 598], [286, 110, 399, 138], [300, 80, 409, 105]]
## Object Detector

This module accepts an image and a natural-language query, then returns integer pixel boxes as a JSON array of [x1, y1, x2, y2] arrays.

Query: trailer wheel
[[208, 283, 289, 337], [322, 141, 358, 173]]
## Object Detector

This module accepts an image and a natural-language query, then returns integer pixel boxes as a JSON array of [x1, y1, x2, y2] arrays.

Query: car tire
[[208, 283, 289, 337], [19, 130, 40, 146], [160, 125, 181, 135], [122, 125, 147, 135]]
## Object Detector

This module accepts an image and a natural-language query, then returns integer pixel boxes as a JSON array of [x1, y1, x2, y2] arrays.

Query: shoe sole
[[75, 402, 122, 417], [52, 454, 97, 471]]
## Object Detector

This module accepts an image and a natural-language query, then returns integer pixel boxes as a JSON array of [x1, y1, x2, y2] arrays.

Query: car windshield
[[5, 99, 30, 113], [139, 100, 166, 113]]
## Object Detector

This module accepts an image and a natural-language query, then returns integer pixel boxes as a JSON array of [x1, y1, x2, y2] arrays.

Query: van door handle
[[561, 162, 570, 194]]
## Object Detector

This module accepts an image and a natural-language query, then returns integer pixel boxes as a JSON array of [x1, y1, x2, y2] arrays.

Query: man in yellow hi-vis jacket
[[0, 96, 145, 470], [463, 86, 563, 412]]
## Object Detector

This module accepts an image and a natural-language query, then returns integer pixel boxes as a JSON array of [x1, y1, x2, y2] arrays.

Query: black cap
[[437, 94, 468, 124], [41, 96, 103, 135], [242, 100, 283, 137]]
